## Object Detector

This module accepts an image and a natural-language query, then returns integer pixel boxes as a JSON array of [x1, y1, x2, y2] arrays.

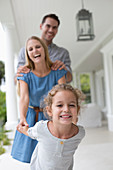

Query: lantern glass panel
[[79, 19, 90, 35]]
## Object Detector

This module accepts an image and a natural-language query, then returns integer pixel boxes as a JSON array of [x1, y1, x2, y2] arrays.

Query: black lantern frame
[[76, 5, 95, 41]]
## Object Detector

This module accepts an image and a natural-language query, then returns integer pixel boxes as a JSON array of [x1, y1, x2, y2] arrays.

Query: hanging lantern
[[76, 1, 95, 41]]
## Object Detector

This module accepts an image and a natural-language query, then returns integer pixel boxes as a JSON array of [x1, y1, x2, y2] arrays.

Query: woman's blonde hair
[[25, 36, 53, 69], [43, 84, 86, 119], [17, 36, 53, 96]]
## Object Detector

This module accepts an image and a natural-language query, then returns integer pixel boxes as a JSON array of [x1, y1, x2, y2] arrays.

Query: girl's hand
[[17, 119, 29, 133], [17, 124, 29, 136]]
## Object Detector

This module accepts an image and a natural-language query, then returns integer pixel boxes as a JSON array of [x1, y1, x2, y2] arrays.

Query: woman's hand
[[17, 119, 29, 133], [17, 120, 29, 136], [51, 60, 66, 71], [14, 66, 30, 84], [17, 65, 30, 77]]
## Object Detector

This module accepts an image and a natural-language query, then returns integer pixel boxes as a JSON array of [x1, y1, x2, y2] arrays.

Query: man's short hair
[[41, 14, 60, 26]]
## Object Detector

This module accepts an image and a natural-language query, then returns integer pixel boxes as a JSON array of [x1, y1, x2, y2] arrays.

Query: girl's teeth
[[60, 115, 71, 118]]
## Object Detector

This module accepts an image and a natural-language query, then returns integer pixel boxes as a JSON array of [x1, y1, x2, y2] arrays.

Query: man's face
[[40, 17, 59, 44]]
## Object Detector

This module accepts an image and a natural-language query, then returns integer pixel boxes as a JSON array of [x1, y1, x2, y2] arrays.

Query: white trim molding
[[101, 39, 113, 131]]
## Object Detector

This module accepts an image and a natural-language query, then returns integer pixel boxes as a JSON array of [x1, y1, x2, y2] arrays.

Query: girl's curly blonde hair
[[43, 84, 86, 119]]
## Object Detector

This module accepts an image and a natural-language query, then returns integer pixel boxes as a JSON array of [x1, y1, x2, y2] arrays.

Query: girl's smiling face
[[27, 39, 45, 64], [47, 90, 79, 125]]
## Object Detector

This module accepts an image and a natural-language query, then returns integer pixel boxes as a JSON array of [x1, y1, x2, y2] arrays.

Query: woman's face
[[27, 39, 45, 64]]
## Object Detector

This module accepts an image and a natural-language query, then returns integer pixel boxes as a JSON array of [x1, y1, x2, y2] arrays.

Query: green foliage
[[0, 91, 6, 124], [80, 74, 90, 93], [0, 127, 11, 155], [0, 129, 11, 145], [0, 146, 5, 155], [0, 61, 5, 86], [80, 73, 91, 103]]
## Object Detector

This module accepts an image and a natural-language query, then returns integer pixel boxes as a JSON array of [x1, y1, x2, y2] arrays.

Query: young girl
[[11, 36, 66, 163], [18, 84, 85, 170]]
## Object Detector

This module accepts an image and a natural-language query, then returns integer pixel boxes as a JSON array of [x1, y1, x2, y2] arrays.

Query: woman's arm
[[17, 80, 29, 132], [58, 75, 66, 84], [51, 60, 72, 83]]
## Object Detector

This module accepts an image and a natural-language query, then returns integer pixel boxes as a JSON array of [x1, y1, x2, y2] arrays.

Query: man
[[17, 14, 72, 83]]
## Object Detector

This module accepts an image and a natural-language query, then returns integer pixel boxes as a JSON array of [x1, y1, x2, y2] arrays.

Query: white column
[[90, 72, 96, 103], [3, 24, 18, 130], [95, 70, 105, 108], [71, 71, 77, 87], [101, 39, 113, 131]]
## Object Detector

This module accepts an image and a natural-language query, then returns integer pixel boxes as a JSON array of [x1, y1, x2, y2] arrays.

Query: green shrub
[[0, 61, 5, 86], [0, 91, 6, 124], [0, 127, 11, 155], [0, 128, 11, 144], [2, 138, 11, 145], [0, 145, 5, 155]]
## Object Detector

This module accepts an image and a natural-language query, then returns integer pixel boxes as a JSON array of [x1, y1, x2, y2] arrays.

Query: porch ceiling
[[1, 0, 113, 72]]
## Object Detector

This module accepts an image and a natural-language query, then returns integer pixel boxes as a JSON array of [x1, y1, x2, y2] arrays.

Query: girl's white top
[[28, 120, 85, 170]]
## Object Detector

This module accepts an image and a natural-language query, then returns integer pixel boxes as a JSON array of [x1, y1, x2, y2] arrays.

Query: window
[[78, 73, 92, 104]]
